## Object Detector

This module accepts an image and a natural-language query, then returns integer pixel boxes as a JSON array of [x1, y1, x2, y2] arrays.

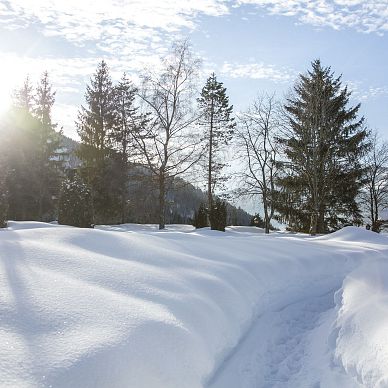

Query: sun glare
[[0, 79, 13, 116]]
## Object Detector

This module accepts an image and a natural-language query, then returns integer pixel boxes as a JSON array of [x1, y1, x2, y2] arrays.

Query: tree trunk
[[372, 191, 379, 232], [310, 211, 318, 235], [263, 193, 270, 234], [207, 98, 214, 225], [121, 151, 127, 225], [158, 172, 166, 230], [317, 204, 325, 234]]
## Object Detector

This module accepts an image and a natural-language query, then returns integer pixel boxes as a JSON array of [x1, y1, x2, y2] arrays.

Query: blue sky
[[0, 0, 387, 140]]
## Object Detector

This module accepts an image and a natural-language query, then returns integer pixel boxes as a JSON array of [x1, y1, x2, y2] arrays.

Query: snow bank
[[0, 223, 387, 387], [331, 258, 388, 387], [317, 226, 388, 245]]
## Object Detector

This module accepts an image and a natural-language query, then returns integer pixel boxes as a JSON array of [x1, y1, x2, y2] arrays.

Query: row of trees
[[1, 40, 387, 233], [236, 60, 387, 234], [0, 73, 63, 222], [74, 41, 236, 229]]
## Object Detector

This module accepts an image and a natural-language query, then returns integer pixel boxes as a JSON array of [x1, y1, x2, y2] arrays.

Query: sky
[[0, 0, 387, 141]]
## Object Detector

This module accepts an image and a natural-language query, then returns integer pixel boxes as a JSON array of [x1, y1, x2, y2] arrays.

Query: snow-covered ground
[[1, 222, 387, 388]]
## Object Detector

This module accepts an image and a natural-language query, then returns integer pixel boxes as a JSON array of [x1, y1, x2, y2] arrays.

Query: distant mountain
[[58, 135, 81, 169], [59, 134, 252, 225]]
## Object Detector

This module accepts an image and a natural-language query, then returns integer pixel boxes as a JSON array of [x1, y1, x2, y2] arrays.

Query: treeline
[[0, 40, 387, 234]]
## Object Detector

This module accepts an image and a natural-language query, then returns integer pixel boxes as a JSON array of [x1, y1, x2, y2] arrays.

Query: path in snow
[[207, 288, 359, 388]]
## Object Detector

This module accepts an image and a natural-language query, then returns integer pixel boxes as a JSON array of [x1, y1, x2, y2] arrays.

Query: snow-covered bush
[[58, 175, 93, 228]]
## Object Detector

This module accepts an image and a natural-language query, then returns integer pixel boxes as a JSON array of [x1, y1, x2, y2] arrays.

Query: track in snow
[[207, 288, 359, 388]]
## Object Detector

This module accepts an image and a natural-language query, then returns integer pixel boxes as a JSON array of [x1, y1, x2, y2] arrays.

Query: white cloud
[[0, 0, 229, 47], [358, 86, 388, 101], [237, 0, 388, 33], [344, 79, 388, 102], [221, 62, 295, 82]]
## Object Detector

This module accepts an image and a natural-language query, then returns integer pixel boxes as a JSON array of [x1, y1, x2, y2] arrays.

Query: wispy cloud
[[0, 1, 229, 48], [221, 62, 295, 82], [237, 0, 388, 34]]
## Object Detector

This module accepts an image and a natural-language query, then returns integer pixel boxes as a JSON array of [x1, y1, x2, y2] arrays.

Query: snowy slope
[[0, 223, 387, 388]]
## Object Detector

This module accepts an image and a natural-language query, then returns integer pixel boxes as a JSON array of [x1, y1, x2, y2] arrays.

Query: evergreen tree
[[13, 76, 34, 111], [58, 174, 93, 228], [249, 213, 265, 228], [2, 106, 41, 220], [3, 74, 63, 221], [34, 71, 63, 220], [112, 73, 147, 223], [193, 203, 208, 228], [209, 198, 227, 232], [277, 60, 369, 234], [198, 73, 235, 223], [77, 61, 116, 159], [76, 60, 120, 223]]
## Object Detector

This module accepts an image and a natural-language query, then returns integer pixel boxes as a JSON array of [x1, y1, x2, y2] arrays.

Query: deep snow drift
[[0, 222, 387, 388]]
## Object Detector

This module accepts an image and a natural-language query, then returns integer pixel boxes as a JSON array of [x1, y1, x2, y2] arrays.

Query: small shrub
[[58, 175, 93, 228], [193, 203, 208, 229], [210, 198, 227, 232]]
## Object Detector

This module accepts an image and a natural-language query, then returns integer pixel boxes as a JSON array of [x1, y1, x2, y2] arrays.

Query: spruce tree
[[4, 74, 63, 221], [198, 73, 235, 225], [34, 71, 63, 220], [277, 60, 369, 234], [13, 76, 34, 111], [76, 60, 120, 223], [112, 73, 147, 223]]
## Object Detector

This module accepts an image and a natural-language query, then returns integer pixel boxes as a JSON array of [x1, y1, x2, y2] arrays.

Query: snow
[[0, 222, 387, 387], [332, 259, 388, 387]]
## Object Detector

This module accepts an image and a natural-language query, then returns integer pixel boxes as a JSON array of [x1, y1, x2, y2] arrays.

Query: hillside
[[60, 135, 252, 225]]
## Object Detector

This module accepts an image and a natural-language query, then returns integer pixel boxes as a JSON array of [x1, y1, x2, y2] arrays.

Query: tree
[[2, 74, 63, 221], [76, 60, 120, 223], [111, 73, 148, 223], [13, 76, 34, 111], [58, 175, 93, 228], [198, 73, 235, 221], [361, 132, 388, 232], [34, 71, 63, 220], [77, 60, 115, 159], [0, 160, 8, 228], [250, 213, 265, 228], [277, 60, 369, 234], [134, 40, 202, 229], [237, 94, 280, 234], [193, 203, 208, 228], [209, 198, 227, 232]]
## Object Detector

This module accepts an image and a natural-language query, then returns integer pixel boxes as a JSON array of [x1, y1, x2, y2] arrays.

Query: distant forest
[[0, 40, 387, 233]]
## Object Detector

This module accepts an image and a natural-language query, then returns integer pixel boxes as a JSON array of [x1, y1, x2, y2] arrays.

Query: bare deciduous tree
[[237, 94, 281, 233], [134, 40, 202, 229], [361, 132, 388, 231]]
